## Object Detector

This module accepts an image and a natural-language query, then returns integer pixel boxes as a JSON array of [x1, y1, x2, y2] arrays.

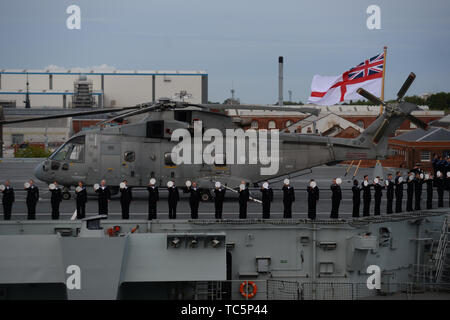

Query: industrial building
[[0, 68, 208, 108]]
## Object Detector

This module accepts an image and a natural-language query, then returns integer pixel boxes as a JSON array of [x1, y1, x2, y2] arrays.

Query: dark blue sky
[[1, 0, 449, 104]]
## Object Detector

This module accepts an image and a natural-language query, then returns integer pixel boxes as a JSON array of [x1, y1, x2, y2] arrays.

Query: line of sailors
[[2, 170, 450, 220]]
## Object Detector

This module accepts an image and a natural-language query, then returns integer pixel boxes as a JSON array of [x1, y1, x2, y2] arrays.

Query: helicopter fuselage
[[33, 109, 381, 191]]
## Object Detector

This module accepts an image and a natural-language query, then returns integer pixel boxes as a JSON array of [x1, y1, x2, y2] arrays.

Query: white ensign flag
[[307, 52, 384, 106]]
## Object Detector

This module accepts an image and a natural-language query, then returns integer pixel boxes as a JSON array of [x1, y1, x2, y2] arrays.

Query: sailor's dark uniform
[[406, 178, 414, 212], [50, 187, 62, 220], [75, 187, 87, 219], [386, 180, 395, 214], [147, 186, 159, 220], [2, 186, 14, 220], [188, 187, 202, 219], [362, 182, 372, 216], [374, 183, 384, 216], [307, 186, 319, 220], [352, 184, 361, 218], [414, 177, 424, 211], [260, 187, 274, 219], [446, 176, 450, 207], [119, 186, 132, 219], [395, 176, 405, 213], [330, 184, 342, 219], [168, 186, 179, 219], [96, 186, 111, 217], [282, 186, 295, 218], [426, 179, 433, 209], [435, 177, 444, 208], [214, 188, 226, 219], [238, 188, 249, 219], [26, 185, 39, 220]]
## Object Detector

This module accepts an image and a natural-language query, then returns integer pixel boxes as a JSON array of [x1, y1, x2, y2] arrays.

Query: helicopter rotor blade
[[397, 72, 416, 101], [372, 118, 390, 143], [197, 104, 320, 116], [0, 105, 143, 125], [404, 113, 428, 130], [356, 88, 385, 106], [178, 103, 208, 109], [96, 102, 162, 125]]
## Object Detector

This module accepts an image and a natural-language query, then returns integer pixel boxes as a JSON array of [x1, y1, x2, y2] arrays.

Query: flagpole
[[376, 46, 388, 171], [380, 46, 387, 115]]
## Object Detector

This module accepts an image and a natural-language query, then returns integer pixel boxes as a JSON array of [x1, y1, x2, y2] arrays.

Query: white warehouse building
[[0, 68, 208, 108]]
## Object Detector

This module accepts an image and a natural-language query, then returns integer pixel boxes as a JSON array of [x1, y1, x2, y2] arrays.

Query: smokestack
[[278, 56, 283, 106]]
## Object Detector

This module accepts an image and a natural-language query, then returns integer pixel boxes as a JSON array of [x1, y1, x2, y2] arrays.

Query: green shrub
[[15, 145, 52, 158]]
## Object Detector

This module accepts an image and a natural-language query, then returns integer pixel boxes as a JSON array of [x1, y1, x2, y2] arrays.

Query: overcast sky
[[1, 0, 449, 104]]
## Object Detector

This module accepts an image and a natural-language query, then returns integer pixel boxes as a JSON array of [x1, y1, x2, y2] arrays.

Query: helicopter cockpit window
[[124, 151, 135, 162], [68, 143, 85, 162], [50, 135, 85, 162], [51, 144, 71, 161]]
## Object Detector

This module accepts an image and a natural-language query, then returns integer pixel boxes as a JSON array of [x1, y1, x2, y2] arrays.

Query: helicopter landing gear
[[200, 189, 212, 202], [62, 188, 71, 200]]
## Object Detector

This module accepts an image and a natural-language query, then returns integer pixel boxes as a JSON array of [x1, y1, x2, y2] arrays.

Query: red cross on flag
[[308, 52, 384, 105]]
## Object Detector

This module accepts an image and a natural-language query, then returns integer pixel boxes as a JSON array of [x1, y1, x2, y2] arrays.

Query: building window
[[421, 151, 431, 162], [356, 120, 365, 128], [268, 120, 276, 129], [285, 120, 293, 128], [251, 120, 259, 129], [11, 134, 24, 145]]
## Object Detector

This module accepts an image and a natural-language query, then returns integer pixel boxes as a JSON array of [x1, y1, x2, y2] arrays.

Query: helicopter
[[0, 72, 427, 201]]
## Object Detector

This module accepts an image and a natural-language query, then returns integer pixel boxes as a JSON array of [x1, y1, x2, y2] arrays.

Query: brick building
[[233, 105, 444, 133], [388, 127, 450, 170]]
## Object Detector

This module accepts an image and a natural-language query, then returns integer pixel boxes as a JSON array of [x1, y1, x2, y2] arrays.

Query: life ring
[[240, 281, 257, 299]]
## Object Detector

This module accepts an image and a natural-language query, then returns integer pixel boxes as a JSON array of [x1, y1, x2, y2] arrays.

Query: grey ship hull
[[0, 209, 448, 300]]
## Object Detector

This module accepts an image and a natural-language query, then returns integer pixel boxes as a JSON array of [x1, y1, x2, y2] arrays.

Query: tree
[[223, 98, 240, 105], [426, 92, 450, 111], [282, 101, 304, 105]]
